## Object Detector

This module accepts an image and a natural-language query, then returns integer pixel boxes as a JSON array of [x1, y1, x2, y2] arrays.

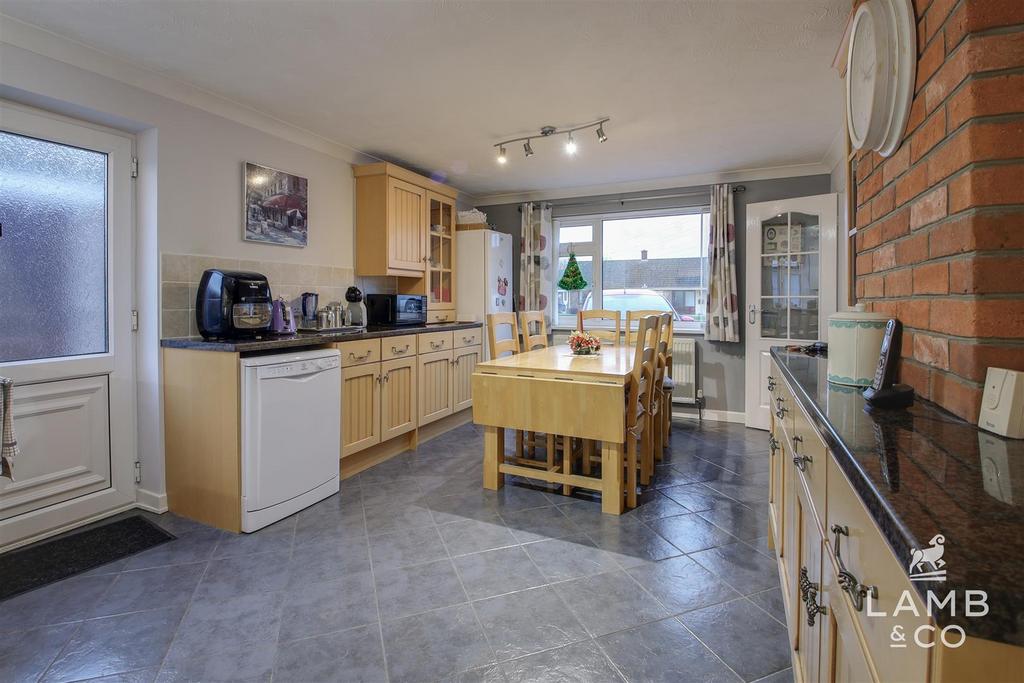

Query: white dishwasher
[[240, 348, 341, 532]]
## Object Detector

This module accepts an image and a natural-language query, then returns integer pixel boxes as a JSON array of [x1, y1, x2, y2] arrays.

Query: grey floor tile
[[382, 604, 493, 683], [474, 585, 588, 661], [157, 641, 276, 682], [647, 513, 737, 554], [598, 617, 741, 683], [490, 485, 554, 513], [42, 606, 184, 682], [212, 517, 295, 558], [553, 570, 668, 637], [369, 525, 448, 570], [453, 546, 547, 600], [290, 537, 370, 584], [747, 589, 786, 625], [85, 667, 159, 683], [92, 563, 205, 617], [500, 506, 582, 543], [626, 555, 740, 615], [439, 518, 519, 556], [363, 499, 436, 536], [658, 483, 734, 513], [293, 504, 366, 547], [744, 535, 775, 559], [501, 639, 623, 682], [523, 534, 621, 582], [164, 592, 282, 663], [428, 491, 503, 525], [123, 528, 223, 570], [278, 570, 378, 642], [360, 477, 425, 506], [0, 575, 117, 633], [587, 520, 683, 568], [273, 624, 386, 683], [688, 542, 781, 595], [698, 502, 770, 541], [0, 623, 78, 682], [621, 490, 691, 522], [375, 558, 468, 620], [193, 550, 291, 600], [441, 663, 506, 682], [752, 668, 795, 683], [679, 599, 791, 682]]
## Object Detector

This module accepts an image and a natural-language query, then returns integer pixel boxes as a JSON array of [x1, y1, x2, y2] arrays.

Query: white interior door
[[744, 194, 837, 430], [0, 102, 136, 548]]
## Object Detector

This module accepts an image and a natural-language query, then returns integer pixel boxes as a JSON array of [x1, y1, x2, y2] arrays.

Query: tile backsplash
[[160, 252, 396, 338]]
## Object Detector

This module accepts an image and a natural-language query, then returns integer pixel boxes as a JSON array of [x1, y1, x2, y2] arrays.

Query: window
[[554, 207, 710, 333]]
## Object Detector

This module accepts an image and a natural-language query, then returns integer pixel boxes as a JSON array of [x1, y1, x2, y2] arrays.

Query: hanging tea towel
[[0, 377, 18, 480]]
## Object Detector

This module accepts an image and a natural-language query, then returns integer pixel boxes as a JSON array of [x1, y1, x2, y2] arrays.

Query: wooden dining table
[[471, 344, 635, 515]]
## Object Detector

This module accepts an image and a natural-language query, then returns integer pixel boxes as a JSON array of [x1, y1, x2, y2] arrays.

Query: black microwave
[[365, 294, 428, 326]]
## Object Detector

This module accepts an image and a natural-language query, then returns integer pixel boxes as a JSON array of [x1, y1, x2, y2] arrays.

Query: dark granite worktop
[[160, 321, 482, 353], [771, 347, 1024, 646]]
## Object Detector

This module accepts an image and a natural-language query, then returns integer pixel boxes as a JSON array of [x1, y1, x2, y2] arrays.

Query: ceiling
[[0, 0, 849, 199]]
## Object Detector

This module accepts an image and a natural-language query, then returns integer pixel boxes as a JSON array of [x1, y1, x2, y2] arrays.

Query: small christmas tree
[[558, 253, 587, 290]]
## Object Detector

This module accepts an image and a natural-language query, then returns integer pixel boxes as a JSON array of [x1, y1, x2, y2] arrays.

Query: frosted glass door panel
[[0, 131, 107, 363]]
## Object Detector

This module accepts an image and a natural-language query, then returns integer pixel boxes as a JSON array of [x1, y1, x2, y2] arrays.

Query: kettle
[[271, 298, 296, 334], [300, 292, 319, 323]]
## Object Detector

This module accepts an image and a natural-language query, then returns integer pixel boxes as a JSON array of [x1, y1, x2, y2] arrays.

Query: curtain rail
[[517, 185, 745, 211]]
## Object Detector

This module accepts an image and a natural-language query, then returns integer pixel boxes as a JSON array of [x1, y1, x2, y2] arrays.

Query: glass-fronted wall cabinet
[[426, 192, 456, 317]]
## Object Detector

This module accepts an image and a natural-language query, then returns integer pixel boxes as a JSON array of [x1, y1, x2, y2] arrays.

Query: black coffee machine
[[195, 269, 273, 338]]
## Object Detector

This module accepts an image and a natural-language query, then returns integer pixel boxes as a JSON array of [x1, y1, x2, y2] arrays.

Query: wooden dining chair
[[487, 312, 520, 359], [577, 309, 621, 346], [519, 311, 548, 351], [626, 310, 665, 346], [660, 317, 675, 450], [647, 313, 673, 470], [623, 314, 661, 508]]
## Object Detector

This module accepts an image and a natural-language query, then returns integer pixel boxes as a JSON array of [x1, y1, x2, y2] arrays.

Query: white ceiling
[[0, 0, 849, 200]]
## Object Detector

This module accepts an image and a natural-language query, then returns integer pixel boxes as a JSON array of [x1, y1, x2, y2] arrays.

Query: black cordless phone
[[872, 319, 902, 391], [863, 319, 914, 409]]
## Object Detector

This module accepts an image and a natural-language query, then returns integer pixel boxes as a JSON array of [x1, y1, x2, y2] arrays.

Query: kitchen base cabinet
[[452, 346, 481, 412], [341, 363, 381, 457], [381, 356, 417, 441], [419, 350, 453, 426]]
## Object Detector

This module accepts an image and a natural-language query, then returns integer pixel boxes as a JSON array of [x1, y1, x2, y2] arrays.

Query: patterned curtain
[[519, 202, 553, 322], [705, 184, 740, 342]]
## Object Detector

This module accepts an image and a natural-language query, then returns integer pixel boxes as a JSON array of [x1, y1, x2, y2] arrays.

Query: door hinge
[[131, 309, 139, 332], [131, 156, 139, 178], [134, 461, 142, 484]]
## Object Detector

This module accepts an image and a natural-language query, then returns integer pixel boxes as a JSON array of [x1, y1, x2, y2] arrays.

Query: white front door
[[744, 194, 837, 430], [0, 102, 136, 548]]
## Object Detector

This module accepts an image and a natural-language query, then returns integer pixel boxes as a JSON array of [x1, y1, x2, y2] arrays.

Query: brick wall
[[853, 0, 1024, 422]]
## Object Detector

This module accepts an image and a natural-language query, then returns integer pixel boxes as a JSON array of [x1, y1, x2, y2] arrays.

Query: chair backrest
[[487, 312, 520, 358], [654, 313, 673, 389], [627, 315, 661, 430], [577, 309, 622, 346], [519, 311, 548, 351], [626, 310, 668, 345]]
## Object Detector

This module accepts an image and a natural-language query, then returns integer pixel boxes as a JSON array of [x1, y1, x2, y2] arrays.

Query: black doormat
[[0, 514, 175, 601]]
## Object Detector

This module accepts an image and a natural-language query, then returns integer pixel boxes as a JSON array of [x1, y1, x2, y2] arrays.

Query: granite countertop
[[160, 321, 483, 353], [771, 347, 1024, 646]]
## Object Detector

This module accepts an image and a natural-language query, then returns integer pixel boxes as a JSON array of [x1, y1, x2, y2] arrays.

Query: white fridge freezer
[[456, 229, 513, 360]]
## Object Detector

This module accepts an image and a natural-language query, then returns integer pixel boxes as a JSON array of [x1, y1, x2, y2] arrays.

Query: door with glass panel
[[0, 103, 136, 547], [744, 194, 837, 430]]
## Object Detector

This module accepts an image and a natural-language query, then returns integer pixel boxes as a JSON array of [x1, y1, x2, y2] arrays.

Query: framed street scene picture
[[243, 161, 308, 247]]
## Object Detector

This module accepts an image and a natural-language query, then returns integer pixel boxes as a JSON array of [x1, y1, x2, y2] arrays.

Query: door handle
[[748, 304, 758, 325]]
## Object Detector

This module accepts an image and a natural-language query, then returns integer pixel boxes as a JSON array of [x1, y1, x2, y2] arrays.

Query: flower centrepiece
[[567, 330, 601, 355]]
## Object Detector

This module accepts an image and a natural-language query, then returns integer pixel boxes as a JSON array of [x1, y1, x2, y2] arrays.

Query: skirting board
[[672, 408, 746, 424], [135, 488, 168, 513]]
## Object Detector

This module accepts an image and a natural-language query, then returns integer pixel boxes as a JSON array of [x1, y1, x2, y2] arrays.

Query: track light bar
[[494, 118, 609, 163]]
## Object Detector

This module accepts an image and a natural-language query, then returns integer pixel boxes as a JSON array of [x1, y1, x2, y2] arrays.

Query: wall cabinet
[[355, 162, 460, 319]]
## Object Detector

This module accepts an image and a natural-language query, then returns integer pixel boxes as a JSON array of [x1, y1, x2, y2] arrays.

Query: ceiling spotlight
[[524, 140, 534, 157], [565, 132, 577, 156], [497, 145, 507, 165], [596, 124, 607, 143]]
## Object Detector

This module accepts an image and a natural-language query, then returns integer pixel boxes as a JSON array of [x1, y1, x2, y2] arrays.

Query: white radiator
[[670, 337, 698, 404]]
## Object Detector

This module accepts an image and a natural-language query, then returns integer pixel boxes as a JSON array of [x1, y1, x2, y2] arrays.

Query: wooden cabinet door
[[821, 563, 876, 683], [418, 350, 453, 426], [452, 346, 481, 412], [793, 479, 824, 683], [387, 178, 427, 273], [381, 356, 417, 441], [426, 191, 456, 311], [341, 363, 381, 457]]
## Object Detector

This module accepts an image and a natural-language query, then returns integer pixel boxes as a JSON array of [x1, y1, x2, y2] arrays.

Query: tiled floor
[[1, 419, 794, 683]]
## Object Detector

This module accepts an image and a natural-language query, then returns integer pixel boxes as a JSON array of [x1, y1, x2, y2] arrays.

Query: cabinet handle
[[430, 341, 444, 350], [383, 373, 389, 383], [349, 351, 371, 362], [775, 396, 788, 419], [830, 524, 878, 612], [462, 336, 474, 344], [767, 375, 776, 392], [769, 435, 779, 457], [791, 436, 811, 471], [376, 375, 382, 384], [454, 358, 460, 366], [799, 566, 827, 627], [391, 344, 410, 355]]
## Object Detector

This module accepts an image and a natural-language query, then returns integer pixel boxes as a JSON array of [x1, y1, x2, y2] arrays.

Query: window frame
[[552, 205, 711, 333]]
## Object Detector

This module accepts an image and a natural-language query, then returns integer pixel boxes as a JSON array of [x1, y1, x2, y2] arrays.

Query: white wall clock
[[846, 0, 916, 157]]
